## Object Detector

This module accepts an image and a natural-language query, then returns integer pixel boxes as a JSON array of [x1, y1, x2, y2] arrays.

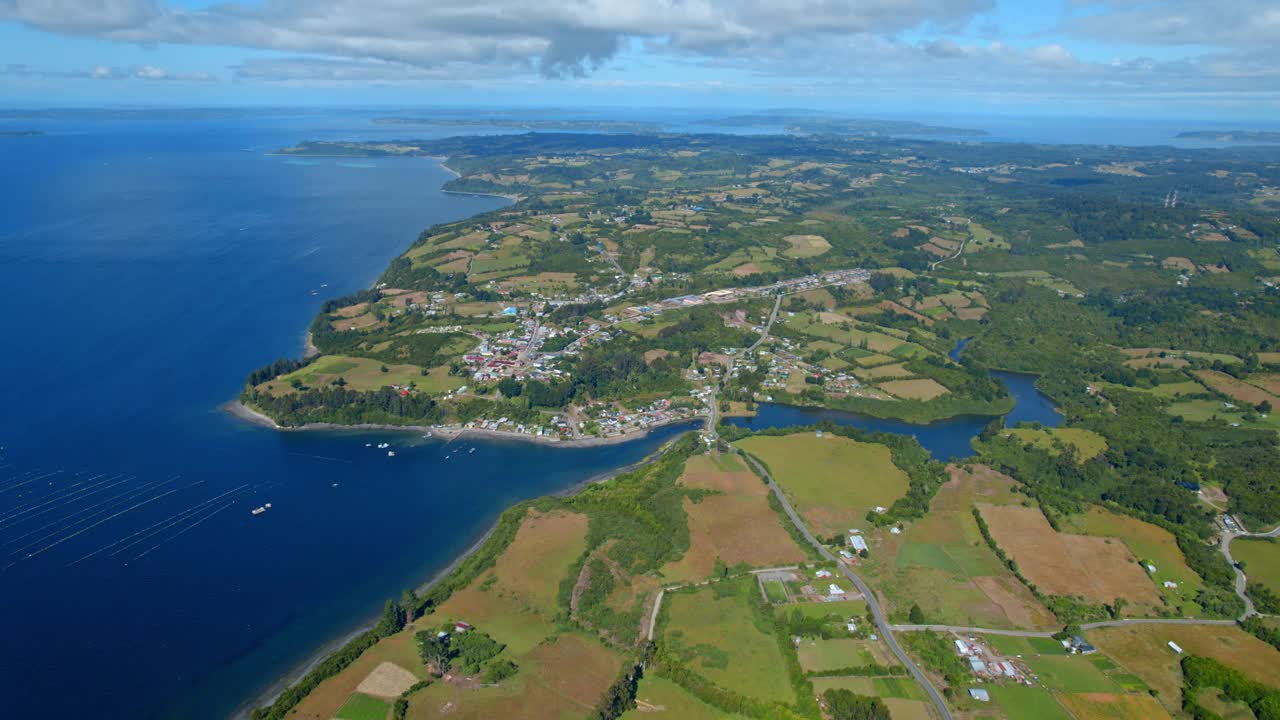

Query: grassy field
[[663, 580, 796, 704], [986, 685, 1073, 720], [270, 354, 429, 393], [405, 633, 625, 720], [979, 504, 1160, 605], [336, 692, 390, 720], [860, 465, 1056, 630], [1088, 624, 1280, 714], [1057, 692, 1170, 720], [662, 454, 808, 584], [291, 627, 428, 719], [735, 434, 909, 537], [781, 234, 832, 258], [1003, 427, 1107, 460], [880, 378, 949, 401], [1058, 506, 1206, 611], [984, 634, 1068, 657], [1023, 655, 1121, 693], [1196, 369, 1278, 406], [1233, 536, 1280, 593], [796, 638, 894, 672], [622, 676, 749, 719]]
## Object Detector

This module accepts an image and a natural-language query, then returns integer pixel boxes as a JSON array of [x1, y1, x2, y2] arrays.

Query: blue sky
[[1, 0, 1276, 120]]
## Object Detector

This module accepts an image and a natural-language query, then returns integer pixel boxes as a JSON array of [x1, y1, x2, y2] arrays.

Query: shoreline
[[233, 429, 689, 719], [224, 399, 703, 448]]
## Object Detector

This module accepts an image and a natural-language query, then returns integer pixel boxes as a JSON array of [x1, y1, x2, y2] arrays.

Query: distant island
[[715, 113, 987, 137], [1177, 130, 1280, 144], [373, 117, 664, 133], [0, 130, 43, 137]]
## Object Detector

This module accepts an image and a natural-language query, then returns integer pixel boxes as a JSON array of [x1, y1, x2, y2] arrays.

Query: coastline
[[234, 429, 690, 719], [225, 399, 703, 448]]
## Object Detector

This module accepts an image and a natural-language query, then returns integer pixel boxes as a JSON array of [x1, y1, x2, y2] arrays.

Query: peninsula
[[244, 129, 1280, 720]]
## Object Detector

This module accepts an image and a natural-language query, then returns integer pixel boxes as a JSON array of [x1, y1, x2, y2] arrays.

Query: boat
[[251, 506, 266, 516], [387, 451, 396, 457], [469, 447, 476, 454]]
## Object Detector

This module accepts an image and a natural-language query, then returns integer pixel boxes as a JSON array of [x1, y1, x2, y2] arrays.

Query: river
[[726, 339, 1062, 459]]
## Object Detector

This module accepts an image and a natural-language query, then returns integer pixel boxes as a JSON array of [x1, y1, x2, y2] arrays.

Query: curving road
[[1221, 522, 1280, 619], [738, 452, 954, 720]]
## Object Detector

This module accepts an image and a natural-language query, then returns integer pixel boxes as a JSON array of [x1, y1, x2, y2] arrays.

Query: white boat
[[251, 506, 266, 516], [469, 447, 476, 454], [387, 451, 396, 457]]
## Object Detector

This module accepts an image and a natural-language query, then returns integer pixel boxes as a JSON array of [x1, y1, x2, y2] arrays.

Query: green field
[[796, 638, 890, 672], [622, 676, 749, 719], [777, 599, 868, 621], [663, 581, 796, 704], [1003, 427, 1107, 460], [1023, 655, 1120, 693], [984, 634, 1067, 657], [1234, 537, 1280, 593], [987, 685, 1072, 720], [896, 543, 963, 573], [763, 579, 787, 604], [336, 692, 389, 720], [735, 434, 909, 536]]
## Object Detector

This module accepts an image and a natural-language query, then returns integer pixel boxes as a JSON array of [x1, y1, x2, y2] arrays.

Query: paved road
[[891, 617, 1236, 638], [1221, 523, 1280, 619], [739, 452, 953, 720], [708, 293, 783, 435]]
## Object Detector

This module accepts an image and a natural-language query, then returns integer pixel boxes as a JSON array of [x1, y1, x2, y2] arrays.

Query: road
[[738, 452, 954, 720], [707, 293, 783, 435], [1221, 522, 1280, 619], [891, 617, 1237, 638]]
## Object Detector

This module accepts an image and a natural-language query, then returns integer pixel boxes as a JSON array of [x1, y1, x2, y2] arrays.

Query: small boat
[[469, 448, 476, 454], [387, 451, 396, 457], [365, 443, 372, 447], [251, 506, 266, 516]]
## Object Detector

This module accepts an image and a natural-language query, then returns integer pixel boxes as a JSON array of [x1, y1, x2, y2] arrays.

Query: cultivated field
[[1196, 369, 1278, 406], [735, 434, 909, 536], [1057, 692, 1171, 720], [663, 580, 795, 704], [979, 504, 1159, 604], [860, 465, 1057, 629], [781, 234, 832, 257], [880, 378, 949, 400], [662, 454, 808, 583], [1088, 624, 1280, 714]]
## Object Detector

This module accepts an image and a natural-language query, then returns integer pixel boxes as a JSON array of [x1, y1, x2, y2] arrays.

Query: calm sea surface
[[0, 114, 693, 719]]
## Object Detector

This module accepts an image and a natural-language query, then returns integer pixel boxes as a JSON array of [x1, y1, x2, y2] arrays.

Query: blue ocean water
[[0, 115, 693, 719]]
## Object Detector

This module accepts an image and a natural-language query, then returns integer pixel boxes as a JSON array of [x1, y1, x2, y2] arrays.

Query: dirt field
[[853, 362, 912, 380], [1247, 373, 1280, 395], [979, 504, 1160, 604], [1089, 624, 1280, 714], [879, 378, 949, 401], [735, 434, 908, 537], [731, 262, 762, 276], [356, 661, 419, 698], [1059, 506, 1205, 605], [662, 454, 807, 583], [782, 234, 832, 257], [291, 629, 428, 719], [1196, 370, 1277, 406]]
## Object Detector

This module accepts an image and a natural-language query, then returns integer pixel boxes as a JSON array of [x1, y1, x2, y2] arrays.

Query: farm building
[[969, 689, 990, 702], [848, 535, 868, 552], [969, 657, 987, 674]]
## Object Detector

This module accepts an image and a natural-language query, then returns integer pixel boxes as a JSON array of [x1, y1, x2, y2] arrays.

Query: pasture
[[663, 580, 796, 704], [796, 638, 894, 672], [985, 685, 1072, 720], [781, 234, 832, 257], [336, 693, 390, 720], [1233, 537, 1280, 593], [1088, 624, 1280, 713], [1195, 369, 1277, 406], [662, 453, 808, 584], [1003, 427, 1107, 460], [978, 504, 1160, 605], [268, 354, 432, 394], [860, 465, 1056, 630], [1059, 506, 1205, 606], [734, 434, 909, 537], [622, 676, 747, 719]]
